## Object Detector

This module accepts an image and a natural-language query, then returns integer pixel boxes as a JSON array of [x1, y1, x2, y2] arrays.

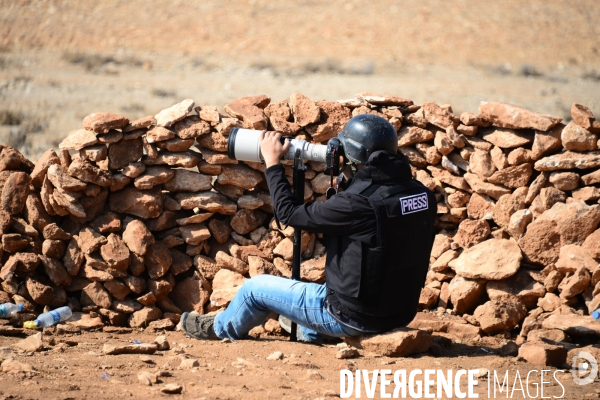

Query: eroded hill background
[[1, 0, 600, 159]]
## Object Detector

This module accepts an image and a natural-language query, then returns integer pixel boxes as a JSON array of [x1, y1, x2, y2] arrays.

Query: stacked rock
[[0, 93, 598, 344]]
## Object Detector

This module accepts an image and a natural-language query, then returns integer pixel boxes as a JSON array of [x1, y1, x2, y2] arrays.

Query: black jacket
[[265, 151, 435, 332]]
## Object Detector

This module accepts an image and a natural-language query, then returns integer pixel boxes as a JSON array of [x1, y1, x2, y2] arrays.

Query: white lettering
[[541, 370, 550, 399], [393, 370, 406, 398], [340, 370, 352, 398], [399, 193, 429, 215], [424, 369, 435, 398], [468, 370, 479, 398], [438, 370, 453, 398], [409, 369, 423, 398], [356, 369, 361, 398], [527, 370, 539, 398], [363, 370, 378, 399], [553, 370, 565, 399], [511, 370, 525, 398], [380, 369, 391, 398], [493, 370, 509, 398]]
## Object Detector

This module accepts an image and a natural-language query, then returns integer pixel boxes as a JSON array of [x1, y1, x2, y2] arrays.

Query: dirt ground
[[0, 316, 597, 400], [1, 1, 600, 399]]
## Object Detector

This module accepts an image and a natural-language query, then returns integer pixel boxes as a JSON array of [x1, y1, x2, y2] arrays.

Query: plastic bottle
[[23, 306, 72, 329], [593, 309, 600, 321], [0, 303, 23, 318]]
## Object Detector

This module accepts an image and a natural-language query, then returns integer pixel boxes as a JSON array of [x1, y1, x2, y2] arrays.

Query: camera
[[227, 128, 343, 175]]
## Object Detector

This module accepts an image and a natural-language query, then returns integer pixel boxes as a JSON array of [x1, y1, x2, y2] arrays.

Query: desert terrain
[[1, 1, 600, 399]]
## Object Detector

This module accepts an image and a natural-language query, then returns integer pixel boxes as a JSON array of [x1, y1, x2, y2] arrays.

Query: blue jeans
[[213, 274, 363, 342]]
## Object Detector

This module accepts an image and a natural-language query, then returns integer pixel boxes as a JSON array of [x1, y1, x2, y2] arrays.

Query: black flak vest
[[326, 178, 437, 331]]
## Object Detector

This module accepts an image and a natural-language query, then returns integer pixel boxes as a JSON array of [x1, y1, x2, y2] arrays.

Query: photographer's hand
[[259, 131, 290, 168]]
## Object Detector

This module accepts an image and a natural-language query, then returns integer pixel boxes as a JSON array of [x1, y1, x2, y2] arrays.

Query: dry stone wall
[[0, 93, 599, 344]]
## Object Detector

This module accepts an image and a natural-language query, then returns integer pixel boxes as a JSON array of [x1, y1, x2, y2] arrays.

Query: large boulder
[[473, 298, 527, 335], [519, 201, 600, 266], [448, 239, 522, 280]]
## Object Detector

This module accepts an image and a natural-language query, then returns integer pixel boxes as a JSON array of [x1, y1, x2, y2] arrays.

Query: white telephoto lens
[[284, 139, 327, 163], [231, 129, 263, 162]]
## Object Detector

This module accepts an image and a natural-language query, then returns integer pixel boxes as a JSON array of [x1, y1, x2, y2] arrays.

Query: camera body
[[227, 128, 344, 175]]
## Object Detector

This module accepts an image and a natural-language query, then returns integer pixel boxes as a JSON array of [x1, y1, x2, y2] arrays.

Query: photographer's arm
[[260, 130, 366, 235], [265, 164, 361, 235]]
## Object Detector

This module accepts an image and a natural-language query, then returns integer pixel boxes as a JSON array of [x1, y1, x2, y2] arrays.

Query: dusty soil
[[0, 2, 600, 399], [0, 314, 595, 400]]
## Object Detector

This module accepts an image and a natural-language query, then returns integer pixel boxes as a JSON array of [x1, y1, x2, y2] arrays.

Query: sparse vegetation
[[151, 88, 176, 98], [62, 51, 146, 72], [518, 63, 543, 78], [0, 109, 23, 125], [582, 69, 600, 81]]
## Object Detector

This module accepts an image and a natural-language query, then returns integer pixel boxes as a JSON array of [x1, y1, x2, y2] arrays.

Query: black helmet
[[337, 114, 398, 164]]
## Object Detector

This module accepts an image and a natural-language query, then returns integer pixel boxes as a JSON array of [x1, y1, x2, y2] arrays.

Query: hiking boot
[[181, 312, 219, 340]]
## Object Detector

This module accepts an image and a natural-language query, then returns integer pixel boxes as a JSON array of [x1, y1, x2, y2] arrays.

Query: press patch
[[399, 192, 428, 215]]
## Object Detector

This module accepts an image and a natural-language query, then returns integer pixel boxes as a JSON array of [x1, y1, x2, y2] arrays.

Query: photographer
[[181, 114, 437, 342]]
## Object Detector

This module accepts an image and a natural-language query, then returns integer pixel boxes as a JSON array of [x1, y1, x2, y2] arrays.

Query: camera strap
[[326, 148, 337, 199]]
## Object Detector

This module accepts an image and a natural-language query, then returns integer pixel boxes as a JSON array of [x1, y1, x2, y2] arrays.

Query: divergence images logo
[[571, 351, 598, 386]]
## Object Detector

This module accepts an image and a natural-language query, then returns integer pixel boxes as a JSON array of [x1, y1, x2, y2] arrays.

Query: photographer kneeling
[[181, 114, 437, 342]]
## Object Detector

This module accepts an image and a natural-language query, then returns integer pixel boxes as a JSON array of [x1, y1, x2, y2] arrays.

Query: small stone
[[210, 269, 246, 307], [133, 166, 174, 190], [289, 93, 320, 127], [561, 121, 597, 151], [180, 358, 199, 368], [163, 169, 211, 193], [473, 298, 527, 335], [453, 219, 491, 249], [422, 102, 459, 129], [144, 242, 172, 279], [305, 100, 352, 142], [108, 138, 143, 170], [345, 328, 432, 357], [225, 97, 268, 130], [146, 126, 175, 143], [548, 171, 579, 191], [161, 384, 183, 394], [30, 149, 61, 188], [109, 187, 163, 219], [103, 343, 157, 355], [173, 115, 211, 139], [463, 173, 511, 200], [121, 162, 146, 178], [486, 163, 533, 188], [77, 226, 107, 255], [336, 347, 359, 359], [59, 129, 99, 151], [266, 351, 284, 360], [83, 113, 128, 133], [571, 103, 596, 130], [138, 371, 154, 386], [123, 115, 155, 132], [155, 99, 194, 127], [154, 335, 170, 351], [122, 220, 155, 256], [1, 171, 31, 214], [128, 307, 162, 328], [518, 341, 567, 367], [534, 151, 600, 171], [176, 192, 237, 215], [14, 332, 43, 352]]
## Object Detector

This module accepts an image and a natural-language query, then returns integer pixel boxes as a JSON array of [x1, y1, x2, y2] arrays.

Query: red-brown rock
[[479, 101, 561, 131]]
